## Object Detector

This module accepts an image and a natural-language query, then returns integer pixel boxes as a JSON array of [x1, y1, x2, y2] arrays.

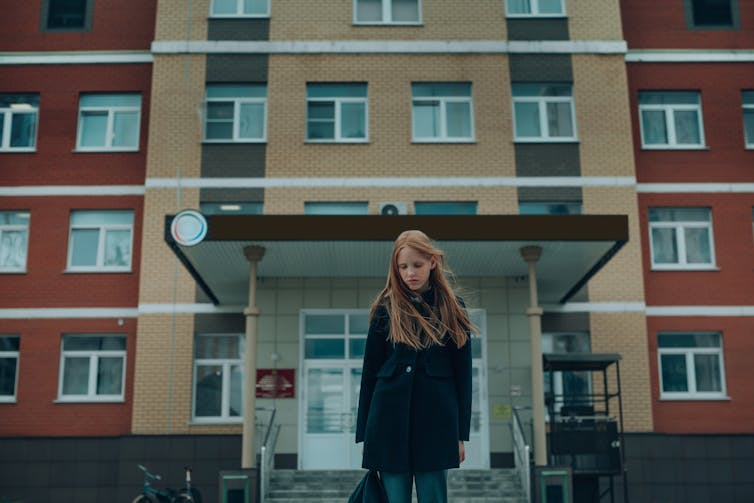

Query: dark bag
[[347, 470, 389, 503]]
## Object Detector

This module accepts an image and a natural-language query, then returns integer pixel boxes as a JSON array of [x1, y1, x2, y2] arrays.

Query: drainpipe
[[242, 246, 266, 469], [520, 245, 547, 466]]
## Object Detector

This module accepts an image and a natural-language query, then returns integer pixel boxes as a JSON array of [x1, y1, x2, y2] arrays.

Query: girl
[[355, 230, 474, 503]]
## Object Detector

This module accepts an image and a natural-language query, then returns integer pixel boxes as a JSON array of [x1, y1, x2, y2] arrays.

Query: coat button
[[405, 365, 413, 373]]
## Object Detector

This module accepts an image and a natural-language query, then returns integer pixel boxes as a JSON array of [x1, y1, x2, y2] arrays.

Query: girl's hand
[[458, 441, 466, 463]]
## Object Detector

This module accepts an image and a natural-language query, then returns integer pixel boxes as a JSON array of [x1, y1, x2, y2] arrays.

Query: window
[[0, 211, 30, 272], [67, 210, 134, 272], [205, 85, 267, 142], [76, 94, 141, 151], [210, 0, 269, 17], [414, 202, 478, 215], [412, 83, 473, 142], [200, 202, 263, 215], [58, 335, 126, 401], [506, 0, 565, 17], [639, 91, 705, 148], [542, 333, 592, 416], [305, 202, 369, 215], [193, 334, 244, 422], [649, 208, 715, 270], [658, 333, 726, 399], [0, 336, 20, 402], [519, 202, 582, 215], [354, 0, 420, 24], [306, 84, 368, 142], [0, 95, 39, 151], [743, 91, 754, 149], [685, 0, 737, 28], [512, 84, 576, 142], [43, 0, 92, 30]]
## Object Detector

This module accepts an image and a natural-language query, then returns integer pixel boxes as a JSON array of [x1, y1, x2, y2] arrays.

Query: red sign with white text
[[256, 369, 295, 398]]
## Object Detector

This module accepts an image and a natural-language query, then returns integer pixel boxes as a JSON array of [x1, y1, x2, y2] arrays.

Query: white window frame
[[639, 92, 705, 149], [353, 0, 422, 25], [192, 333, 244, 424], [66, 210, 134, 273], [411, 84, 474, 143], [658, 333, 727, 400], [57, 334, 126, 402], [505, 0, 566, 18], [0, 336, 20, 403], [75, 94, 141, 152], [209, 0, 270, 17], [743, 91, 754, 149], [0, 211, 30, 273], [649, 208, 716, 271], [306, 86, 368, 143], [204, 87, 267, 143], [512, 85, 577, 142], [0, 99, 38, 152]]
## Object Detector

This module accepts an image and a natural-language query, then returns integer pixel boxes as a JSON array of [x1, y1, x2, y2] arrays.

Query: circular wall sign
[[171, 210, 207, 246]]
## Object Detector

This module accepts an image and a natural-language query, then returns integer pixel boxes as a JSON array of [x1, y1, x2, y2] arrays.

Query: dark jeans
[[380, 470, 448, 503]]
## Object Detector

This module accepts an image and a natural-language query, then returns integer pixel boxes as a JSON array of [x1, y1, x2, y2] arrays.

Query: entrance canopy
[[165, 214, 628, 306]]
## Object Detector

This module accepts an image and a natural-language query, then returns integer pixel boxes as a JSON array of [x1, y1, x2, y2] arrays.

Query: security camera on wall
[[378, 202, 408, 215]]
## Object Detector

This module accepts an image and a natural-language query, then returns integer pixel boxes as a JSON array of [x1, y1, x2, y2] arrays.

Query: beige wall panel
[[138, 188, 200, 304], [262, 187, 518, 215], [147, 55, 206, 179], [266, 54, 514, 179], [590, 312, 653, 432], [583, 187, 645, 302], [132, 314, 196, 433], [568, 0, 623, 40], [156, 0, 209, 41], [572, 56, 635, 178], [270, 0, 505, 40]]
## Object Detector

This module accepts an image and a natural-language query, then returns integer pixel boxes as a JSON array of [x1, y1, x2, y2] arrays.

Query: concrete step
[[266, 469, 527, 503]]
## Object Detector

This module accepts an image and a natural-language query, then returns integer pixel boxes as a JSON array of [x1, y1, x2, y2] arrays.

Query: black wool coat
[[355, 291, 472, 473]]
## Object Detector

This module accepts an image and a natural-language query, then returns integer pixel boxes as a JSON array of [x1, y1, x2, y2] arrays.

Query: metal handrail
[[512, 406, 532, 503], [258, 407, 280, 503]]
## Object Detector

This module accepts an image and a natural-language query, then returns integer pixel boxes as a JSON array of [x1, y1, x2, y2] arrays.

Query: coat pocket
[[424, 357, 454, 377]]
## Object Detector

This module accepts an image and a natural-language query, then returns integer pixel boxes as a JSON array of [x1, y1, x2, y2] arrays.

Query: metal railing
[[512, 406, 532, 503], [258, 407, 281, 503]]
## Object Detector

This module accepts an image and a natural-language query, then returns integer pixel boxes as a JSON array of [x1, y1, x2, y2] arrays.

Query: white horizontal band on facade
[[0, 186, 145, 196], [646, 306, 754, 317], [0, 51, 153, 65], [0, 308, 138, 319], [151, 40, 628, 55], [637, 183, 754, 193], [146, 176, 637, 189], [626, 50, 754, 63], [138, 303, 245, 314], [542, 302, 646, 313]]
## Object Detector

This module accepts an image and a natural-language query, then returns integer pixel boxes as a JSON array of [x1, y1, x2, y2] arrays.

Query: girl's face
[[396, 246, 436, 294]]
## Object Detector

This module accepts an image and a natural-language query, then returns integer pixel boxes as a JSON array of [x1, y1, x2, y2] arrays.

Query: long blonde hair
[[371, 230, 473, 349]]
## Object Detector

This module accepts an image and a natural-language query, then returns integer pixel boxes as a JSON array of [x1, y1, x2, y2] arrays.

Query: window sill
[[73, 148, 140, 153], [0, 270, 27, 274], [202, 140, 267, 144], [659, 395, 730, 401], [514, 139, 578, 144], [64, 268, 133, 274], [54, 398, 125, 404], [209, 15, 270, 19], [353, 22, 423, 26], [0, 149, 36, 153], [641, 145, 709, 151], [190, 419, 243, 425], [0, 399, 17, 404], [305, 140, 369, 144], [506, 15, 567, 19], [411, 139, 476, 144], [650, 266, 719, 272]]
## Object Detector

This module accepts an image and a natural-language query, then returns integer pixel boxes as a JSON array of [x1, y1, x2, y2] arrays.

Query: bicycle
[[131, 464, 203, 503]]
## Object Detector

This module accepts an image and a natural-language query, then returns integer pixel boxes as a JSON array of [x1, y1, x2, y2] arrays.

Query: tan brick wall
[[568, 0, 624, 40], [147, 55, 206, 179], [155, 0, 209, 41], [266, 54, 515, 180], [589, 313, 653, 432], [270, 0, 505, 40], [263, 187, 518, 214], [572, 56, 635, 178]]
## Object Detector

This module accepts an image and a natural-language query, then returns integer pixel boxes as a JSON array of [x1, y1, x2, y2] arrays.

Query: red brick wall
[[0, 64, 152, 187], [0, 318, 137, 436], [647, 316, 754, 433], [621, 0, 754, 49], [638, 193, 754, 307], [628, 63, 754, 184], [0, 196, 143, 308], [0, 0, 155, 52]]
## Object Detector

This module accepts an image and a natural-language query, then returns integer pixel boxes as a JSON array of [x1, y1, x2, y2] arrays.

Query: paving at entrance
[[267, 469, 528, 502]]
